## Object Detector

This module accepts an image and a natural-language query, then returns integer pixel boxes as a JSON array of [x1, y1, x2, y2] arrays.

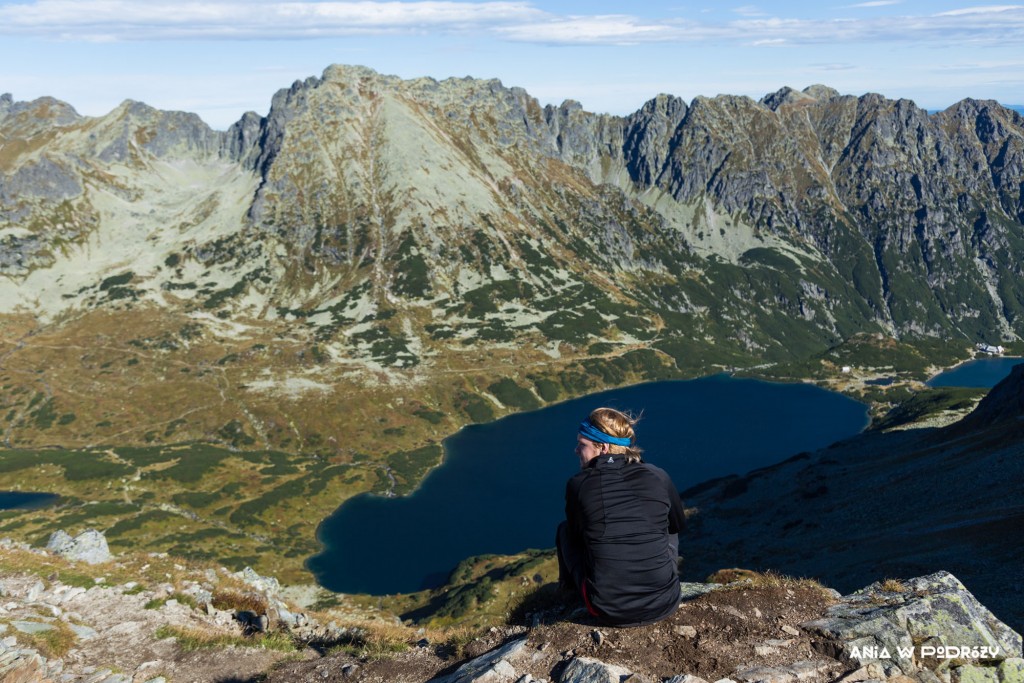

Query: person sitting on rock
[[556, 407, 686, 626]]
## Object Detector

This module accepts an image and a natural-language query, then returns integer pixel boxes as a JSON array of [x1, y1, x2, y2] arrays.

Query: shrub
[[211, 589, 268, 614]]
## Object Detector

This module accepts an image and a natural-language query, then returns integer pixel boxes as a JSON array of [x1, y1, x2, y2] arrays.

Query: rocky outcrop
[[4, 529, 1020, 683], [0, 535, 331, 682], [45, 529, 111, 565], [417, 573, 1022, 683], [804, 573, 1022, 679]]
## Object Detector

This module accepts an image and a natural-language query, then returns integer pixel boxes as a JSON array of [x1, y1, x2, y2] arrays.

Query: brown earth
[[268, 582, 842, 683]]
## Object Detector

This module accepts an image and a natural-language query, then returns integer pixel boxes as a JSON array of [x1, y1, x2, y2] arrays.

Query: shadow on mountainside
[[679, 364, 1024, 633]]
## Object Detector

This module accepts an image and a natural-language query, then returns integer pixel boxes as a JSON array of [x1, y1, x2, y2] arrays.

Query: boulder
[[431, 637, 528, 683], [802, 572, 1022, 678], [559, 657, 633, 683], [45, 529, 111, 565]]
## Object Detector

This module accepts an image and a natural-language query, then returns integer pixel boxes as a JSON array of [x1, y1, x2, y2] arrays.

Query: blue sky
[[1, 0, 1022, 129]]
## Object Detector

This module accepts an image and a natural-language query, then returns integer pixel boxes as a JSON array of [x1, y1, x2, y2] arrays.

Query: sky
[[0, 0, 1022, 130]]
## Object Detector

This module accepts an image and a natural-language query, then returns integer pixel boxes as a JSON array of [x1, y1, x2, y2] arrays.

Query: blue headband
[[578, 420, 633, 447]]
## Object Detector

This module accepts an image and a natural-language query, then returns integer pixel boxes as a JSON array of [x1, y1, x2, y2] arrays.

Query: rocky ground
[[1, 531, 1020, 683]]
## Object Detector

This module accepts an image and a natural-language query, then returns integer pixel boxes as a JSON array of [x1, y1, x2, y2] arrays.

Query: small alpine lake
[[0, 492, 59, 510], [308, 374, 870, 595], [926, 357, 1023, 388]]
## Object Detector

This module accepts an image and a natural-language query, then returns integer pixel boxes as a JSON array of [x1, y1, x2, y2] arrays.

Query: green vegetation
[[154, 624, 296, 652], [871, 387, 986, 431], [456, 391, 494, 424], [387, 445, 442, 495], [148, 448, 229, 483], [486, 379, 540, 411]]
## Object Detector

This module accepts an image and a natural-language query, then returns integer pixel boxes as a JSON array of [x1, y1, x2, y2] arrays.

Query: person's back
[[557, 408, 686, 626], [566, 454, 683, 625]]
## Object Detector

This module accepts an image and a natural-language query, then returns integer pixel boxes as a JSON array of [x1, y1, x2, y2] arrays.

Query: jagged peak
[[691, 93, 758, 109], [0, 94, 81, 129], [939, 97, 1018, 120], [320, 63, 407, 88], [635, 93, 688, 116], [802, 84, 840, 101], [760, 86, 816, 111]]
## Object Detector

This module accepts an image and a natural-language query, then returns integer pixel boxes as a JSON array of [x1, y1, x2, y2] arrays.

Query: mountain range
[[2, 65, 1023, 459]]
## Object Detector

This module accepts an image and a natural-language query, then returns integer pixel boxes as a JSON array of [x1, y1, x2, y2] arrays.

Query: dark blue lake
[[927, 357, 1023, 388], [308, 375, 869, 595], [0, 492, 59, 510]]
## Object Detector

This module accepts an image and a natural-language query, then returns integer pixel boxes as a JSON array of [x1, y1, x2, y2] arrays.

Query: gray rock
[[46, 529, 112, 564], [237, 566, 280, 595], [999, 659, 1024, 683], [836, 664, 886, 683], [12, 621, 55, 635], [69, 623, 99, 640], [675, 625, 698, 638], [954, 666, 999, 683], [733, 666, 796, 683], [680, 583, 722, 601], [802, 572, 1022, 677], [431, 638, 528, 683], [26, 579, 44, 602], [558, 657, 632, 683], [666, 676, 710, 683]]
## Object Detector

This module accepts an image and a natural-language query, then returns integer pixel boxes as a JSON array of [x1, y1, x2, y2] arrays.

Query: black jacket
[[564, 454, 686, 626]]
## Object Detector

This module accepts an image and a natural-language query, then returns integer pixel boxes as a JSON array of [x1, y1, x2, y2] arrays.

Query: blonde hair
[[587, 407, 643, 463]]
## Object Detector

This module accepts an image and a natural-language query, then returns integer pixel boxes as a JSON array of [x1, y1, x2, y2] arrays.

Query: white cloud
[[809, 63, 857, 71], [934, 5, 1023, 16], [847, 1, 902, 7], [0, 0, 1022, 48], [496, 15, 684, 44], [0, 1, 547, 40], [732, 5, 767, 17]]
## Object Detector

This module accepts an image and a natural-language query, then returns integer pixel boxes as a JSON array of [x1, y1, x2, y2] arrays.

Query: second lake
[[308, 375, 870, 595]]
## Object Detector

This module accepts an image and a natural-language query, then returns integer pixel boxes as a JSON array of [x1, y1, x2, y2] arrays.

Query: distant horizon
[[4, 64, 1023, 133], [1, 0, 1022, 130]]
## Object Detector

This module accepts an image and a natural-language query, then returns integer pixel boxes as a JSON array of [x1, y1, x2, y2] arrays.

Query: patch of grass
[[145, 592, 198, 610], [880, 578, 907, 592], [56, 571, 99, 589], [211, 589, 268, 614], [329, 621, 411, 661], [18, 620, 77, 658], [154, 625, 295, 652], [709, 569, 836, 601]]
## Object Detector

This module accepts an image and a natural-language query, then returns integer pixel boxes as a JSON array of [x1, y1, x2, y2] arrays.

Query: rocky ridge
[[2, 65, 1023, 453], [1, 529, 1021, 683]]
